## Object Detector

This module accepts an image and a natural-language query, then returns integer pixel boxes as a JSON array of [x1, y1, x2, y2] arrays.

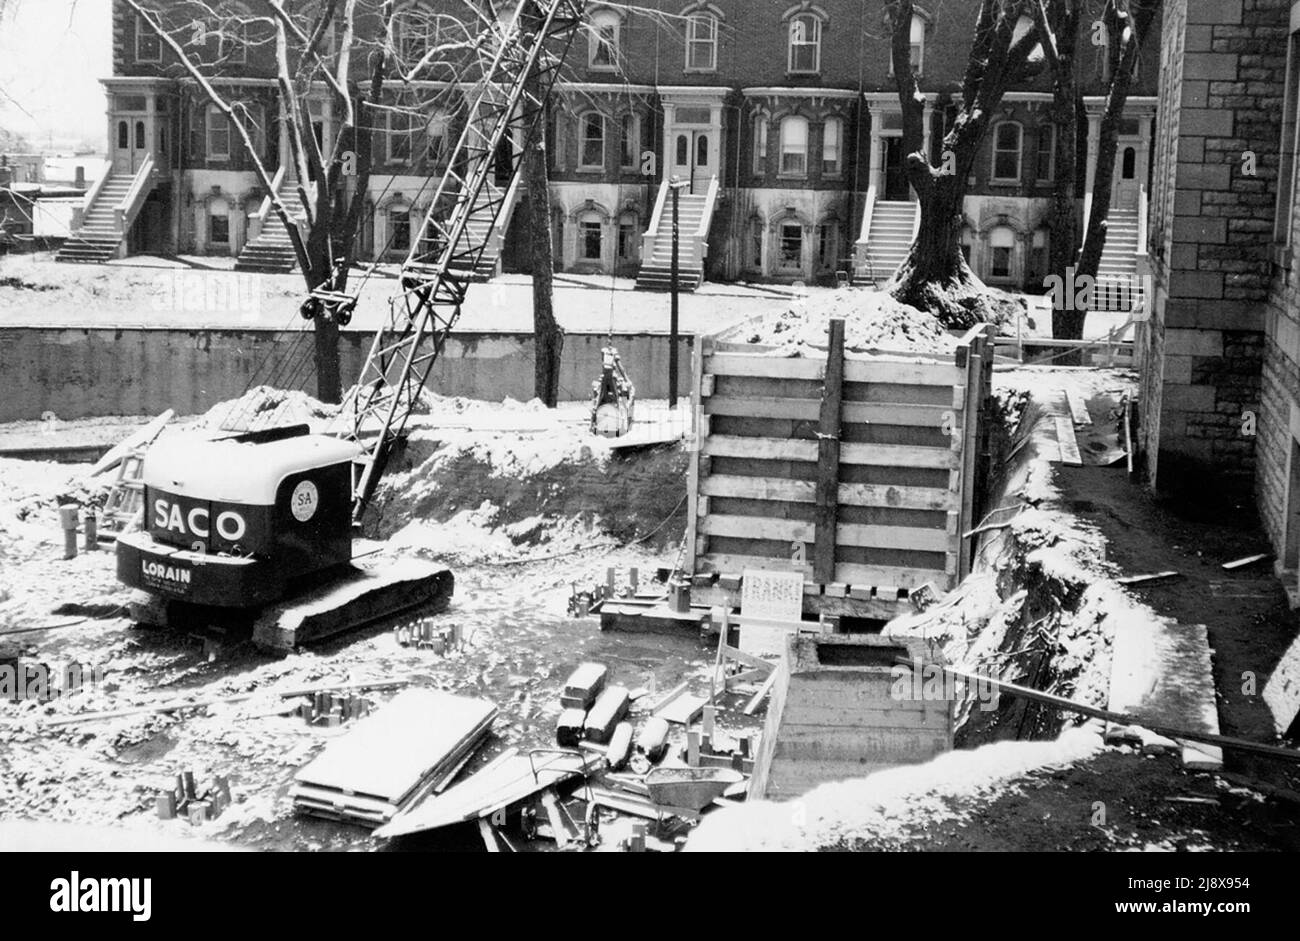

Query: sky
[[0, 0, 112, 150]]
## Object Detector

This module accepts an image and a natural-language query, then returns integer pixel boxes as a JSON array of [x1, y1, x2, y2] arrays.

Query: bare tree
[[885, 0, 1043, 328], [1034, 0, 1160, 342], [125, 0, 502, 403]]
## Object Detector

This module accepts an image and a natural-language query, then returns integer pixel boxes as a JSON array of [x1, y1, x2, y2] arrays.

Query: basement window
[[778, 222, 802, 271], [815, 642, 910, 667], [579, 216, 603, 261]]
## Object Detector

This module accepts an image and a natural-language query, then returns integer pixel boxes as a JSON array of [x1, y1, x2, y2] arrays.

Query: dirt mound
[[365, 420, 689, 561], [731, 288, 959, 355]]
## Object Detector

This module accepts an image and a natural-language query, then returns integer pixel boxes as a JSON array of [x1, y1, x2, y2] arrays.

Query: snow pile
[[687, 727, 1105, 851], [193, 385, 338, 433], [730, 288, 960, 355]]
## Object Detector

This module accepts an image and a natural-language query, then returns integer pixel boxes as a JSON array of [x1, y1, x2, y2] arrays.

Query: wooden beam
[[702, 436, 958, 469], [700, 475, 957, 511], [814, 319, 846, 585]]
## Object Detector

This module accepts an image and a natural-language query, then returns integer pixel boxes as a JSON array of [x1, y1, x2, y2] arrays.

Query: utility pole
[[668, 176, 688, 409]]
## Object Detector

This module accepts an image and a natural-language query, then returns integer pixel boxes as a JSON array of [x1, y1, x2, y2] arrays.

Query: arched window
[[991, 122, 1022, 182], [617, 210, 639, 263], [580, 112, 605, 168], [588, 9, 620, 69], [989, 225, 1016, 279], [389, 206, 411, 253], [1121, 145, 1137, 179], [787, 13, 821, 73], [753, 115, 768, 176], [619, 113, 638, 169], [578, 210, 604, 261], [117, 121, 129, 150], [888, 14, 926, 76], [696, 133, 709, 168], [685, 10, 718, 71], [780, 115, 808, 176], [821, 117, 842, 177], [675, 133, 688, 167], [206, 106, 231, 160], [135, 120, 146, 150], [1036, 124, 1055, 182]]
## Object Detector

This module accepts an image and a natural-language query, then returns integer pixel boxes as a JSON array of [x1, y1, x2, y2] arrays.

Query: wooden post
[[813, 319, 846, 586]]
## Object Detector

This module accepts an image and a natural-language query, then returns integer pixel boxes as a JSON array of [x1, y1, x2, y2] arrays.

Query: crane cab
[[116, 425, 361, 608]]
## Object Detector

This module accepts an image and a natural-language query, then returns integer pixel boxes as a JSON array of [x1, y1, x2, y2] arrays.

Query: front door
[[112, 116, 149, 174], [671, 129, 713, 194], [1113, 140, 1141, 211], [882, 137, 909, 200]]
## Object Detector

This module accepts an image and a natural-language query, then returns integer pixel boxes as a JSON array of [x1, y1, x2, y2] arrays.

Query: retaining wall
[[0, 327, 694, 422]]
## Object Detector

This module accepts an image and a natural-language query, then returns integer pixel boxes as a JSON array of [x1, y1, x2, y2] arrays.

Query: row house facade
[[70, 0, 1158, 292]]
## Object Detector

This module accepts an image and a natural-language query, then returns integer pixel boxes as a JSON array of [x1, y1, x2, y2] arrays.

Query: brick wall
[[1139, 0, 1286, 502]]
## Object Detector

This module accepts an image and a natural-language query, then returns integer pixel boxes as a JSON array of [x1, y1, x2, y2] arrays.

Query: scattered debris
[[1222, 553, 1270, 571], [1116, 571, 1181, 585]]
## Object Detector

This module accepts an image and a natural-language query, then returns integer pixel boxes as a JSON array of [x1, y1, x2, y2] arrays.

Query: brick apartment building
[[67, 0, 1157, 294]]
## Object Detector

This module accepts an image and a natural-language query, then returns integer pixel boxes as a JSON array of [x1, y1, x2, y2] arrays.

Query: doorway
[[1113, 140, 1141, 211], [882, 137, 909, 200], [671, 128, 713, 193]]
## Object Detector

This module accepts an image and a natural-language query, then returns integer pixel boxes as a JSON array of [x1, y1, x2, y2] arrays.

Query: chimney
[[75, 166, 86, 190]]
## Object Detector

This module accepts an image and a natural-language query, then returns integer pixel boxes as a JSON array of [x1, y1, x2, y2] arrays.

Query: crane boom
[[344, 0, 586, 523]]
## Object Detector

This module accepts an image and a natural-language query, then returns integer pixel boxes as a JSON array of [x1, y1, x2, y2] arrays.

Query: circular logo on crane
[[291, 480, 319, 522]]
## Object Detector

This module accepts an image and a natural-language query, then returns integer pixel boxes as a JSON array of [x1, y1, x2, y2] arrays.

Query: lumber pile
[[291, 688, 496, 828]]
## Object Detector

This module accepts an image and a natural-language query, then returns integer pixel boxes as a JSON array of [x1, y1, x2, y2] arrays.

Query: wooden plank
[[702, 435, 957, 469], [1055, 415, 1083, 465], [1263, 629, 1300, 735], [706, 353, 961, 388], [700, 474, 957, 511], [699, 553, 948, 591], [814, 319, 846, 584], [706, 397, 956, 428], [1066, 387, 1092, 426], [698, 514, 951, 552], [687, 334, 706, 575], [744, 668, 781, 715], [957, 341, 980, 580]]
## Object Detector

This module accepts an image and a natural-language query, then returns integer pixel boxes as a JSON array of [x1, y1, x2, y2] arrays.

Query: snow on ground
[[688, 726, 1105, 851]]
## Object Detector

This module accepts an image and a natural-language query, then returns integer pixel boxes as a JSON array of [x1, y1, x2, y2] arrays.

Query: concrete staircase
[[1094, 208, 1142, 312], [856, 200, 916, 283], [460, 180, 518, 281], [56, 166, 147, 264], [236, 179, 306, 274], [635, 178, 716, 292]]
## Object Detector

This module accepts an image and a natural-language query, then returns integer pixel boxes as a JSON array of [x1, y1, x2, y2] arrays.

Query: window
[[136, 13, 162, 63], [778, 222, 803, 270], [397, 7, 438, 69], [822, 117, 842, 177], [989, 226, 1015, 278], [589, 10, 620, 69], [817, 222, 837, 269], [753, 116, 768, 175], [209, 199, 230, 245], [218, 13, 249, 65], [135, 121, 146, 150], [889, 14, 926, 76], [117, 121, 129, 150], [748, 217, 763, 268], [992, 122, 1022, 181], [579, 216, 603, 260], [580, 113, 605, 168], [619, 114, 638, 169], [1030, 228, 1048, 281], [387, 110, 412, 163], [787, 14, 821, 73], [206, 106, 231, 160], [1036, 124, 1055, 182], [780, 116, 808, 176], [425, 112, 450, 165], [675, 134, 688, 166], [685, 13, 718, 71], [617, 212, 637, 262], [696, 134, 709, 168], [390, 209, 411, 252], [1121, 145, 1136, 180]]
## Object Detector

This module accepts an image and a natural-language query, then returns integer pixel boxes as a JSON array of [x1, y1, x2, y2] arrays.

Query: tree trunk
[[524, 66, 562, 407], [889, 171, 988, 329]]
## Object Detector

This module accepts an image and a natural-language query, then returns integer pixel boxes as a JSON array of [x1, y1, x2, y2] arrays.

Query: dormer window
[[788, 13, 821, 74]]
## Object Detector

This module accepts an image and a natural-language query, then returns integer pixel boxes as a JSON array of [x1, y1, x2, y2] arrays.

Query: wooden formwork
[[686, 321, 996, 621]]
